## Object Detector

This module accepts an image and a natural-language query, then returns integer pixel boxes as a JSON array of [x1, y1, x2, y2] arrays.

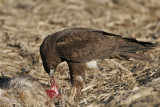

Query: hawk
[[40, 27, 155, 99]]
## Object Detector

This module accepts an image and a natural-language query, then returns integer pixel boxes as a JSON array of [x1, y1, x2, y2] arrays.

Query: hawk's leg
[[67, 62, 86, 99]]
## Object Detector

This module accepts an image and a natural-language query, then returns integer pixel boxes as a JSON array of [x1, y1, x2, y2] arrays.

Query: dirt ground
[[0, 0, 160, 107]]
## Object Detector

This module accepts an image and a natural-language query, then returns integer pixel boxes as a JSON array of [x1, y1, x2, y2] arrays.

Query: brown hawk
[[40, 27, 155, 99]]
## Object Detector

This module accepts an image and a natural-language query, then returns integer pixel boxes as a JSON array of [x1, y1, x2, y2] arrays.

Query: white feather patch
[[86, 60, 99, 70]]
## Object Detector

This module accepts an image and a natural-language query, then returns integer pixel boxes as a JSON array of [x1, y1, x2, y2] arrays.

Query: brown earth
[[0, 0, 160, 106]]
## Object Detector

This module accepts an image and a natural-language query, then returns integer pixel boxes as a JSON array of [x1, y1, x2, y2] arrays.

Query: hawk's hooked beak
[[48, 68, 55, 85], [48, 69, 55, 85], [49, 68, 55, 78]]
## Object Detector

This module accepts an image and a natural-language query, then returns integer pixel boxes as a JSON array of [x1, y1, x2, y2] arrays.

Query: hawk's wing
[[56, 28, 154, 62]]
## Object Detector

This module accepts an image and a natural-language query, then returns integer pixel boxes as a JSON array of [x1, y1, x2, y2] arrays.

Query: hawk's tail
[[116, 38, 156, 54], [124, 38, 156, 48]]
